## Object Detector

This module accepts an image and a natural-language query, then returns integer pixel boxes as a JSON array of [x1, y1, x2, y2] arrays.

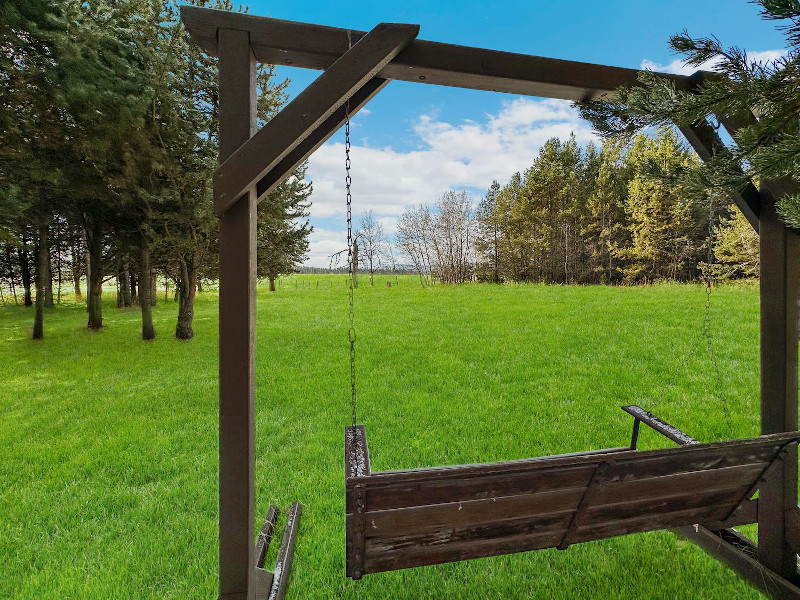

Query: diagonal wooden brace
[[214, 22, 419, 216], [677, 121, 761, 233], [256, 77, 388, 201]]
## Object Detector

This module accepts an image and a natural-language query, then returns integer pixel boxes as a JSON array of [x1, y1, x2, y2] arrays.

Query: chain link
[[345, 98, 357, 428]]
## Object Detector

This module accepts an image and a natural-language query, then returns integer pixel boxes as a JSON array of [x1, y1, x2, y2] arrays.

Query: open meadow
[[0, 275, 772, 599]]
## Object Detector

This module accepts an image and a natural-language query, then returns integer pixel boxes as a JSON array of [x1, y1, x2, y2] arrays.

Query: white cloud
[[641, 49, 785, 75], [301, 97, 598, 265], [309, 97, 598, 220], [306, 228, 348, 268]]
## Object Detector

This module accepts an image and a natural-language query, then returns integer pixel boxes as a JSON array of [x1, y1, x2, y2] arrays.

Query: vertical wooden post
[[218, 28, 258, 600], [758, 179, 800, 581]]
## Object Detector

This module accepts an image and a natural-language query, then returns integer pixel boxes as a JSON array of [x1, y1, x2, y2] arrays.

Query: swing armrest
[[622, 405, 698, 449]]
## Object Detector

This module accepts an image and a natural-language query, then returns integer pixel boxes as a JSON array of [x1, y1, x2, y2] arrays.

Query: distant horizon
[[240, 0, 787, 267]]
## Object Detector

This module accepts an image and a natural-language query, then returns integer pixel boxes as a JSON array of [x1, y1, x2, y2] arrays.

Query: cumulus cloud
[[640, 49, 785, 75], [301, 97, 598, 266], [307, 97, 598, 220]]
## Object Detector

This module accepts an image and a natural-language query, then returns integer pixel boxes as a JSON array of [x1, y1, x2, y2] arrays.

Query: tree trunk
[[6, 246, 18, 304], [120, 256, 132, 307], [139, 238, 155, 340], [175, 254, 197, 340], [44, 235, 54, 308], [71, 244, 83, 301], [269, 276, 276, 292], [19, 237, 33, 306], [33, 223, 48, 339], [150, 272, 157, 306], [85, 218, 103, 330], [84, 245, 90, 309], [129, 272, 138, 305]]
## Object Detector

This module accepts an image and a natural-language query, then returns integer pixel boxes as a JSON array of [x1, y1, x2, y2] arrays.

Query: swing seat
[[345, 406, 800, 579]]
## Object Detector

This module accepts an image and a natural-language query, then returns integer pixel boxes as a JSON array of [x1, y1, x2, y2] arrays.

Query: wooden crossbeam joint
[[213, 21, 419, 216], [723, 443, 790, 523]]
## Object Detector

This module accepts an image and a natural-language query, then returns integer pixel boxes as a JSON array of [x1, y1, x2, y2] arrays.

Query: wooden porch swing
[[345, 408, 799, 578], [180, 6, 800, 599]]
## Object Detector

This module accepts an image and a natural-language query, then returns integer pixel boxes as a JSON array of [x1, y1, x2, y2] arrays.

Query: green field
[[0, 276, 771, 598]]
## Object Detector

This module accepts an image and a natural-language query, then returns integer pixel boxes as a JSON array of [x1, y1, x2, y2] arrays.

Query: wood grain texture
[[180, 6, 692, 102], [345, 428, 800, 576], [213, 23, 418, 215]]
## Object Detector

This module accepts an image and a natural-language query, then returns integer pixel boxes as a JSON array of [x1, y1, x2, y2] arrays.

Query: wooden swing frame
[[179, 6, 800, 600]]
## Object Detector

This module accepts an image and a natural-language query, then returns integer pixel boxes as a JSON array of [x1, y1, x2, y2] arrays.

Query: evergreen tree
[[257, 165, 312, 292], [621, 131, 702, 282], [577, 0, 800, 228]]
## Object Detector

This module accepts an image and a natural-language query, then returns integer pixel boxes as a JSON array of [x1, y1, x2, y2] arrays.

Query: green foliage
[[713, 209, 760, 279], [474, 132, 734, 284], [0, 0, 310, 338], [576, 0, 800, 227], [257, 163, 313, 285]]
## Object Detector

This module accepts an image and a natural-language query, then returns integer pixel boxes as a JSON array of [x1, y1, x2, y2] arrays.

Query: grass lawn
[[0, 275, 773, 599]]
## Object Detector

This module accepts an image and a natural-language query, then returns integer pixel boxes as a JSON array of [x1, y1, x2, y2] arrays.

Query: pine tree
[[621, 132, 702, 282], [257, 164, 313, 291], [577, 0, 800, 228], [475, 181, 502, 282]]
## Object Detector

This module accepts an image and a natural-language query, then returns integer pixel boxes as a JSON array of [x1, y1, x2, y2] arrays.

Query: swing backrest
[[345, 425, 799, 577]]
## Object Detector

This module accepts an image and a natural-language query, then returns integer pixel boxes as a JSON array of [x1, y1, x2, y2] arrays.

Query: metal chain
[[345, 97, 357, 429]]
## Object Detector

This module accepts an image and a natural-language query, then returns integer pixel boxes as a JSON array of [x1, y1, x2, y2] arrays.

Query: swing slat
[[345, 409, 800, 577]]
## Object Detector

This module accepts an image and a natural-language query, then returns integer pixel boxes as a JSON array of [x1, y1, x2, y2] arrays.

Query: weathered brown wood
[[350, 432, 796, 491], [365, 526, 566, 573], [359, 503, 732, 574], [349, 463, 597, 512], [346, 424, 799, 576], [254, 568, 274, 600], [621, 405, 698, 446], [180, 6, 692, 102], [255, 506, 279, 569], [267, 502, 301, 600], [592, 462, 767, 506], [349, 487, 584, 538], [574, 504, 729, 543], [351, 463, 763, 541], [675, 525, 800, 600], [217, 28, 258, 600], [585, 487, 745, 525], [784, 506, 800, 556], [256, 78, 388, 201], [699, 498, 758, 530], [559, 462, 607, 549], [759, 178, 800, 580], [214, 23, 419, 215]]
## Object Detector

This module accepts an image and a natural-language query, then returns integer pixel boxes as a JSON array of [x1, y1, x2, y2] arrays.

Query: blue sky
[[244, 0, 788, 265]]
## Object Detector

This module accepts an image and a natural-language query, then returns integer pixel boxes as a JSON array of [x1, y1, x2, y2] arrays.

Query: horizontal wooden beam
[[214, 22, 418, 215], [180, 5, 692, 102], [673, 525, 800, 599], [256, 77, 388, 201]]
